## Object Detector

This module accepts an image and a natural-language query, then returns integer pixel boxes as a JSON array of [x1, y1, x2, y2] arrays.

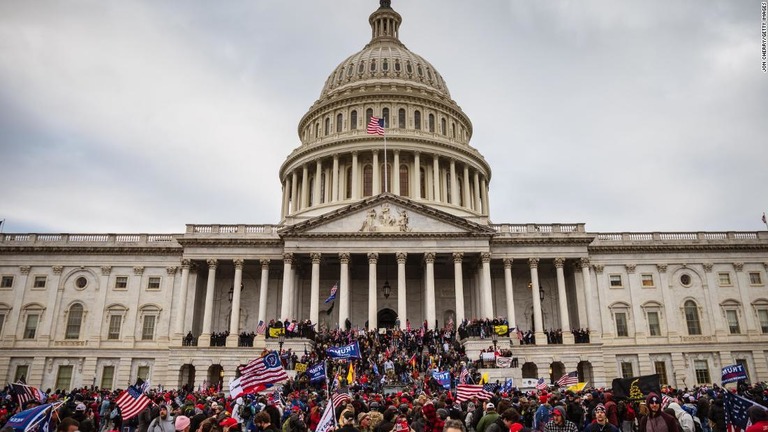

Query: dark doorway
[[378, 308, 397, 329]]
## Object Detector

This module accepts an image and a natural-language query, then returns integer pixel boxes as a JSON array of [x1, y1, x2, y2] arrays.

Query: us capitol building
[[1, 1, 767, 392]]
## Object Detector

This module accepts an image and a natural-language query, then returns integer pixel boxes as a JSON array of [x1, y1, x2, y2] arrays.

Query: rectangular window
[[24, 314, 39, 339], [137, 366, 150, 381], [654, 361, 668, 385], [147, 277, 161, 290], [726, 310, 741, 334], [33, 276, 46, 288], [115, 276, 128, 289], [108, 315, 122, 340], [647, 311, 661, 336], [14, 365, 29, 383], [694, 360, 710, 384], [101, 366, 115, 390], [736, 359, 750, 384], [609, 274, 623, 288], [641, 274, 655, 287], [0, 312, 5, 336], [615, 312, 628, 337], [620, 362, 633, 378], [718, 272, 732, 286], [55, 365, 73, 390], [749, 272, 763, 285], [141, 315, 155, 340], [0, 276, 13, 288], [758, 310, 768, 334]]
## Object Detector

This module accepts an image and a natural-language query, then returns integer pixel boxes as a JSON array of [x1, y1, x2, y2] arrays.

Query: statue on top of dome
[[380, 0, 392, 9]]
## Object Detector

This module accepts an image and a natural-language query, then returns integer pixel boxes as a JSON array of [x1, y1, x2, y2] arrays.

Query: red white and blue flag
[[235, 351, 289, 394], [367, 116, 384, 136], [256, 320, 266, 335], [536, 377, 548, 390], [459, 366, 470, 384], [556, 371, 579, 387], [10, 383, 45, 406], [115, 385, 152, 420], [324, 281, 338, 304], [456, 384, 494, 402], [723, 390, 767, 432]]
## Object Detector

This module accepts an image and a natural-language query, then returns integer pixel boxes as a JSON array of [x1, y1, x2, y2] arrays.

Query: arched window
[[351, 110, 358, 130], [394, 59, 401, 72], [363, 165, 373, 197], [358, 61, 365, 74], [406, 61, 413, 74], [65, 303, 83, 340], [414, 110, 422, 130], [382, 59, 389, 71], [370, 58, 377, 72], [684, 300, 701, 335], [315, 122, 320, 138], [398, 109, 406, 129], [428, 114, 435, 132], [324, 117, 330, 136], [382, 108, 390, 127], [366, 108, 373, 126], [441, 118, 447, 135], [347, 63, 354, 77], [452, 123, 456, 138], [345, 167, 352, 199], [400, 164, 409, 197], [336, 113, 343, 133]]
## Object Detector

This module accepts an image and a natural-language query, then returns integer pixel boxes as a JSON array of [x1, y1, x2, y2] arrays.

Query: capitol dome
[[280, 0, 491, 225]]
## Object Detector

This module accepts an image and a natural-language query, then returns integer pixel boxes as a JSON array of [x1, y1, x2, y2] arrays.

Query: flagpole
[[383, 131, 388, 193]]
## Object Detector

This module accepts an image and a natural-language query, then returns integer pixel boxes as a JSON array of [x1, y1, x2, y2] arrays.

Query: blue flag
[[723, 391, 766, 431], [721, 364, 748, 384], [324, 282, 338, 304], [432, 371, 451, 390], [326, 341, 362, 359], [7, 403, 54, 432], [307, 362, 326, 383]]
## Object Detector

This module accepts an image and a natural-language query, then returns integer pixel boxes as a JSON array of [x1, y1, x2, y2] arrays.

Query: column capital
[[181, 259, 191, 269], [166, 266, 178, 275], [580, 257, 591, 268], [625, 264, 636, 274], [133, 266, 145, 276], [101, 265, 112, 276], [206, 259, 218, 269], [414, 150, 420, 157], [20, 265, 31, 275], [733, 262, 744, 272], [554, 257, 566, 268], [393, 149, 400, 155], [351, 150, 358, 157], [310, 253, 322, 264], [282, 253, 293, 265], [368, 252, 379, 264], [52, 265, 64, 275], [424, 252, 436, 263], [593, 264, 604, 274], [339, 252, 351, 264], [481, 252, 492, 263], [396, 252, 408, 264], [503, 258, 513, 268], [528, 257, 539, 269], [656, 264, 667, 273], [702, 263, 713, 273], [452, 252, 464, 263], [233, 259, 244, 270]]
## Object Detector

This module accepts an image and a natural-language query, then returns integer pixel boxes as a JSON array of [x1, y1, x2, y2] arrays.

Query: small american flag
[[256, 320, 266, 335], [556, 371, 578, 387], [331, 388, 352, 408], [459, 367, 469, 384], [536, 377, 548, 391], [367, 116, 384, 136]]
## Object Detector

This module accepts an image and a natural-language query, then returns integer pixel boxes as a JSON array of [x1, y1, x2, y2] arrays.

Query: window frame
[[641, 274, 655, 288], [684, 300, 702, 335], [647, 311, 662, 336], [56, 365, 74, 390], [147, 277, 161, 291], [0, 275, 13, 288], [609, 274, 623, 288], [749, 272, 763, 286], [114, 276, 128, 290], [101, 365, 115, 390], [614, 312, 629, 337], [23, 313, 40, 339], [65, 303, 84, 340], [107, 314, 122, 340], [620, 362, 633, 378], [718, 272, 732, 287], [654, 361, 669, 385], [33, 275, 47, 289], [694, 359, 711, 384]]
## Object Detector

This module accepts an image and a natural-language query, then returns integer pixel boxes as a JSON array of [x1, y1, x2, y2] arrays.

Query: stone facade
[[1, 1, 767, 392]]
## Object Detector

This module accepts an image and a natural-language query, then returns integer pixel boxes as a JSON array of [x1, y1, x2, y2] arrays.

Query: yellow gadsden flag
[[268, 327, 285, 338], [567, 382, 588, 393], [347, 362, 355, 384]]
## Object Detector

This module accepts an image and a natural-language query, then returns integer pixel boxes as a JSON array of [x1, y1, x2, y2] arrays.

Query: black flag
[[326, 302, 335, 315], [611, 374, 661, 400]]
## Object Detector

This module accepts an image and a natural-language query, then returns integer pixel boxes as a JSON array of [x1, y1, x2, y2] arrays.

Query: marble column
[[555, 258, 574, 343], [281, 179, 290, 219], [301, 165, 309, 209], [309, 253, 321, 325], [226, 259, 244, 346], [413, 152, 421, 199], [425, 252, 437, 329], [174, 260, 191, 337], [473, 172, 481, 212], [280, 254, 293, 320], [397, 252, 408, 329], [368, 253, 379, 330], [432, 155, 440, 202], [463, 165, 471, 209], [372, 151, 380, 195], [351, 152, 359, 199], [453, 253, 465, 324], [481, 178, 489, 215], [449, 159, 458, 205], [200, 259, 217, 347], [530, 258, 547, 344], [257, 259, 270, 328], [314, 160, 322, 205], [580, 258, 598, 341], [339, 253, 351, 328], [393, 150, 400, 195], [481, 253, 494, 319], [503, 258, 516, 329], [332, 154, 340, 202], [290, 172, 298, 213]]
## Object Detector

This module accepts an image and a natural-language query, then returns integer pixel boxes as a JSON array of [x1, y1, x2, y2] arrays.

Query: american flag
[[238, 351, 289, 392], [459, 367, 470, 384], [256, 320, 267, 335], [324, 281, 338, 304], [483, 383, 499, 394], [724, 391, 766, 432], [115, 385, 152, 420], [10, 383, 45, 406], [331, 387, 352, 408], [556, 371, 578, 387], [367, 116, 384, 136], [456, 384, 494, 402], [536, 378, 548, 391]]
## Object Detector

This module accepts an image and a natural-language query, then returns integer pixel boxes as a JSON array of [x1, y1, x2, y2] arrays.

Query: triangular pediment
[[280, 194, 496, 237]]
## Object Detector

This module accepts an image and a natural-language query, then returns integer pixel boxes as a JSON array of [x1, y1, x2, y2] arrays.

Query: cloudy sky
[[0, 0, 766, 234]]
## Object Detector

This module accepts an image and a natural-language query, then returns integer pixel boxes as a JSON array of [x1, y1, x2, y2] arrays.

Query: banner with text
[[721, 364, 748, 384], [326, 341, 362, 359]]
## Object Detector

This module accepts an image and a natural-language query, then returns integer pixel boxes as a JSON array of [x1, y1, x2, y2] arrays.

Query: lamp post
[[382, 280, 391, 299], [278, 333, 285, 353], [491, 332, 498, 350], [539, 286, 545, 302]]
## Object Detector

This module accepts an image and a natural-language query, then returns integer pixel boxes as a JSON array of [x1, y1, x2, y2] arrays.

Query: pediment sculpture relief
[[359, 204, 412, 232]]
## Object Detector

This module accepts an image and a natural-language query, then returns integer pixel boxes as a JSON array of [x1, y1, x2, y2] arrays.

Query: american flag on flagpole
[[256, 320, 266, 335], [536, 377, 548, 391], [238, 351, 289, 392], [367, 116, 384, 136], [459, 367, 469, 384], [456, 384, 494, 402], [10, 383, 45, 406], [115, 385, 152, 420], [556, 371, 578, 387], [331, 387, 352, 408], [324, 281, 338, 304]]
